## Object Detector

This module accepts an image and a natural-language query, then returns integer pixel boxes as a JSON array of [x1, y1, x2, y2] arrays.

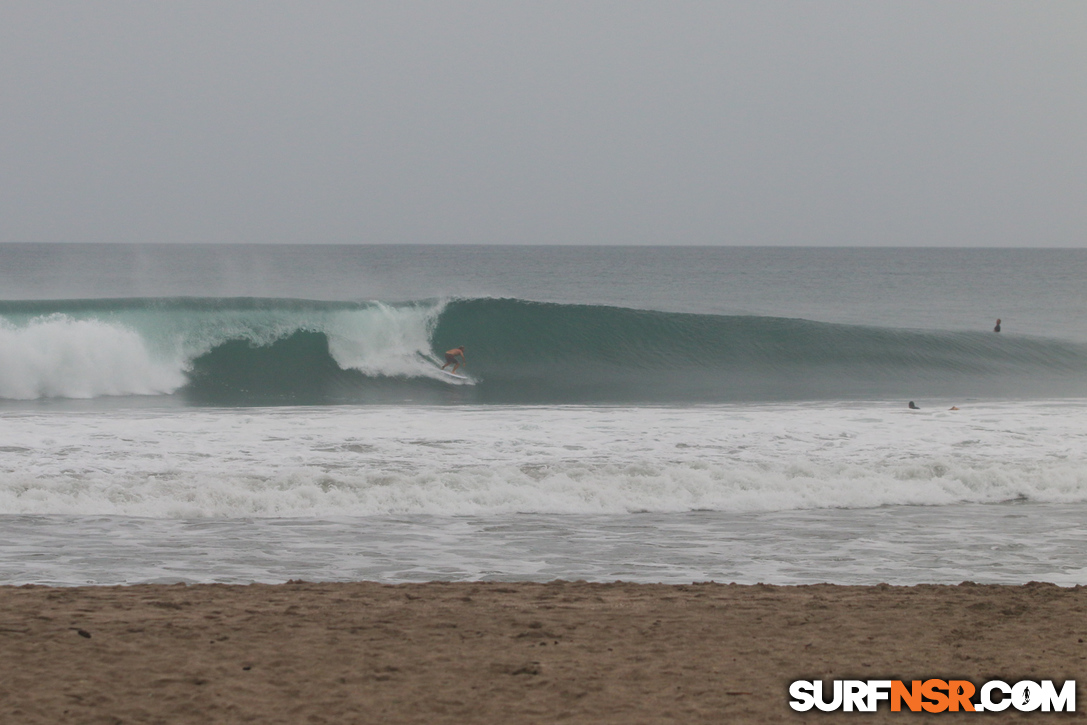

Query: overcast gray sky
[[1, 2, 1084, 246]]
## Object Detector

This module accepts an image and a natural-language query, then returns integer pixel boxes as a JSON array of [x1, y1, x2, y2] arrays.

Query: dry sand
[[0, 580, 1084, 723]]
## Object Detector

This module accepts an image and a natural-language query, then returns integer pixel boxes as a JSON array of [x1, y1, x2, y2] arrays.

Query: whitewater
[[0, 298, 448, 400], [2, 403, 1086, 518], [3, 400, 1086, 586], [1, 244, 1085, 586]]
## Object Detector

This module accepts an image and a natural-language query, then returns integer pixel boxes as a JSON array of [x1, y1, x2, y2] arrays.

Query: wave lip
[[0, 296, 1085, 403]]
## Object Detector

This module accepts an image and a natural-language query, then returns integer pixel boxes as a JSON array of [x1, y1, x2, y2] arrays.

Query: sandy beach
[[0, 580, 1083, 723]]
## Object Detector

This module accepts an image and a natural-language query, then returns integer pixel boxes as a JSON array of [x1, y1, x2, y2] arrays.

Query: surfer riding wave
[[441, 346, 466, 375]]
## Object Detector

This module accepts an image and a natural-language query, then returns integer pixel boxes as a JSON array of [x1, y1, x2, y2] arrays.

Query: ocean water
[[1, 244, 1085, 586]]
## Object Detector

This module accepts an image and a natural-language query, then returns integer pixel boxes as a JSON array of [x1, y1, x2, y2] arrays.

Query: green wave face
[[431, 298, 1087, 403], [0, 297, 1084, 404]]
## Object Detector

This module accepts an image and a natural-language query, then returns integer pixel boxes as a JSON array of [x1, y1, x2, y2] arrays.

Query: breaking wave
[[0, 297, 1084, 404]]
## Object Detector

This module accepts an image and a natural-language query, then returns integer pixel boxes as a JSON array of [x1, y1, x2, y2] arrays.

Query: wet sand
[[0, 580, 1084, 723]]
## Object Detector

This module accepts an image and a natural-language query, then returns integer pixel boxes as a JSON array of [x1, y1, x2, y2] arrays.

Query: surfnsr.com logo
[[789, 679, 1076, 713]]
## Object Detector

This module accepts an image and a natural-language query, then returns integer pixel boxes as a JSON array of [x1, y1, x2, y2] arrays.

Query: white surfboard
[[437, 368, 468, 380]]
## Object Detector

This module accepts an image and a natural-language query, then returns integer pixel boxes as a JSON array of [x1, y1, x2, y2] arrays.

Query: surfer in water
[[441, 346, 466, 374], [994, 319, 1001, 333]]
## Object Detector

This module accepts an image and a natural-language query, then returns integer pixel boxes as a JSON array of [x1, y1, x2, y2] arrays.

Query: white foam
[[5, 504, 1085, 586], [0, 302, 460, 400], [0, 316, 186, 399], [324, 302, 463, 380], [0, 401, 1084, 517]]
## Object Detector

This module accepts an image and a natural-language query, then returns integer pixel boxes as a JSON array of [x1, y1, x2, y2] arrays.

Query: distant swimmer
[[949, 406, 959, 411], [908, 401, 920, 410], [994, 319, 1002, 333], [441, 346, 466, 374]]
